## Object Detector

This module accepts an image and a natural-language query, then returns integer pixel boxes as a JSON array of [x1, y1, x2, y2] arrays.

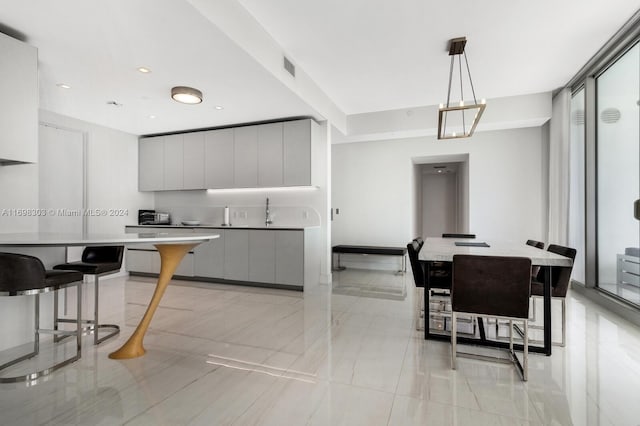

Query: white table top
[[0, 232, 220, 247], [419, 237, 573, 267]]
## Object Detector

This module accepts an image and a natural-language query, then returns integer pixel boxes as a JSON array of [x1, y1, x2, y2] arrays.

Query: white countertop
[[126, 224, 319, 231], [0, 232, 220, 247], [419, 237, 573, 267]]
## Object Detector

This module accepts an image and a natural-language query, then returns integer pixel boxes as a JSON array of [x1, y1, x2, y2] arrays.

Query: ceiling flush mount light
[[137, 66, 152, 73], [437, 37, 486, 140], [171, 86, 203, 104], [214, 105, 224, 110]]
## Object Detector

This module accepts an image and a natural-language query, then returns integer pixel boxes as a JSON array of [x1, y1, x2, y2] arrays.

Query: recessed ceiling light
[[149, 115, 156, 119], [56, 83, 71, 89], [171, 86, 203, 104], [215, 105, 224, 110], [137, 67, 152, 73]]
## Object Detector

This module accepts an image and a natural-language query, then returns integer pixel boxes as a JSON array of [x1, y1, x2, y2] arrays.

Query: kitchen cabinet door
[[257, 123, 283, 187], [275, 230, 304, 286], [183, 132, 205, 189], [163, 134, 184, 190], [224, 229, 249, 281], [139, 136, 164, 191], [249, 230, 276, 283], [204, 129, 234, 189], [194, 230, 225, 278], [126, 249, 154, 273], [283, 120, 311, 186], [0, 33, 37, 163], [233, 126, 258, 188]]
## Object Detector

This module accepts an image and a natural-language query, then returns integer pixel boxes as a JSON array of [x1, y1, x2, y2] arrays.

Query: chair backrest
[[452, 255, 531, 319], [82, 246, 125, 266], [407, 240, 425, 288], [442, 233, 476, 239], [526, 240, 544, 249], [0, 252, 46, 292], [545, 244, 577, 298], [413, 237, 424, 250]]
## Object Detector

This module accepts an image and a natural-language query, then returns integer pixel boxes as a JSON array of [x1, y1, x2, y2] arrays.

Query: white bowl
[[181, 220, 201, 226]]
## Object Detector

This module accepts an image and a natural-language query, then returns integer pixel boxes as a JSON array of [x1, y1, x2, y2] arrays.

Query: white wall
[[331, 126, 548, 254], [421, 172, 457, 237]]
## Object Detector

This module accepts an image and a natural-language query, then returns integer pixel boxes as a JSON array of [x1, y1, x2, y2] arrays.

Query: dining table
[[419, 237, 573, 356], [0, 231, 220, 360]]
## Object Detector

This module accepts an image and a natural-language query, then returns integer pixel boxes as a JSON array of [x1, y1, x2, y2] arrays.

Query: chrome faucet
[[265, 197, 273, 226]]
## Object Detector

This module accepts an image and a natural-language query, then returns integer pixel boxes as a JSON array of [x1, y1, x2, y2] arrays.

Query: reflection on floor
[[332, 268, 406, 300], [599, 282, 640, 307], [1, 271, 639, 425]]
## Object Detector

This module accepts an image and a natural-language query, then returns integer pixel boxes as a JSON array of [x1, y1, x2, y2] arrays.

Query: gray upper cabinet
[[139, 119, 316, 191], [233, 126, 258, 188], [183, 132, 205, 190], [224, 229, 249, 281], [139, 136, 164, 191], [0, 33, 38, 164], [204, 128, 234, 189], [163, 134, 184, 190], [283, 120, 312, 186], [249, 230, 276, 283], [257, 123, 283, 187]]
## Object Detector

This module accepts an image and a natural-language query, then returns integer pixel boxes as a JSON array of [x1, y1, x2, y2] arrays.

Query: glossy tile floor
[[1, 270, 640, 425]]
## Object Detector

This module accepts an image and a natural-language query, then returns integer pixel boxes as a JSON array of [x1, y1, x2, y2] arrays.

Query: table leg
[[543, 265, 552, 356], [109, 243, 197, 360]]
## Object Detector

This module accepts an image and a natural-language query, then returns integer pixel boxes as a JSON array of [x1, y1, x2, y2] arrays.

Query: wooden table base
[[109, 243, 197, 360]]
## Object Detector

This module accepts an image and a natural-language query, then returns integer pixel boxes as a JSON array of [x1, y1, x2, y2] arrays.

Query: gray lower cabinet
[[249, 230, 276, 283], [224, 229, 249, 281], [126, 249, 194, 277], [275, 230, 304, 286], [194, 230, 225, 278]]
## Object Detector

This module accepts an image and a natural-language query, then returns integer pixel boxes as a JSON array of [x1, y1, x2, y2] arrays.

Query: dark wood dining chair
[[451, 254, 532, 381]]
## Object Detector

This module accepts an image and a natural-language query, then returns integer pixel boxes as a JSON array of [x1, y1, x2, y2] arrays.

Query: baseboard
[[571, 281, 640, 327]]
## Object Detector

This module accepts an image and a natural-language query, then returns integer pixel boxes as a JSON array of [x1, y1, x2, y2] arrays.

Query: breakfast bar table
[[419, 237, 573, 356], [0, 231, 219, 360]]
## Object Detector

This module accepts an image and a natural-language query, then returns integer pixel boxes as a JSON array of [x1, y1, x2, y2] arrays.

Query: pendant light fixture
[[171, 86, 203, 104], [437, 37, 485, 140]]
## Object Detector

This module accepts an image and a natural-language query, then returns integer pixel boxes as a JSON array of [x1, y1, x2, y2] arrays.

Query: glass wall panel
[[569, 88, 586, 284], [596, 42, 640, 306]]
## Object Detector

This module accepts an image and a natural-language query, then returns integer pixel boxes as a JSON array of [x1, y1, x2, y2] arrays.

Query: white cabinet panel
[[163, 134, 184, 190], [283, 120, 311, 186], [233, 126, 258, 188], [224, 229, 249, 281], [0, 33, 37, 163], [139, 136, 164, 191], [204, 129, 234, 189], [249, 230, 276, 283], [183, 132, 205, 189], [275, 230, 304, 286], [194, 230, 225, 278], [257, 123, 283, 187], [126, 250, 154, 273]]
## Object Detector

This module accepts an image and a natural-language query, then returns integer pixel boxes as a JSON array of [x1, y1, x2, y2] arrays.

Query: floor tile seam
[[390, 333, 412, 395]]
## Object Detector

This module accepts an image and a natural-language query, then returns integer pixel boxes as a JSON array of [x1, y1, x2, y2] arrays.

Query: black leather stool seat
[[54, 261, 121, 275], [45, 270, 84, 287]]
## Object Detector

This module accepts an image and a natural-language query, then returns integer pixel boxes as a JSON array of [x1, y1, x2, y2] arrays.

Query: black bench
[[332, 245, 407, 273]]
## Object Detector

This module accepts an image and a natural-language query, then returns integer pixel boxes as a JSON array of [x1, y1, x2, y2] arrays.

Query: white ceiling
[[0, 0, 638, 136]]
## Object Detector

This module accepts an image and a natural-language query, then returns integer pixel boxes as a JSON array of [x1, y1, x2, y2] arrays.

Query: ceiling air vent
[[600, 108, 620, 124], [283, 56, 295, 77]]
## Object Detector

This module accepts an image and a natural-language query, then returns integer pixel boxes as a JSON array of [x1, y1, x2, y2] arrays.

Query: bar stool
[[0, 252, 84, 383], [53, 246, 124, 345]]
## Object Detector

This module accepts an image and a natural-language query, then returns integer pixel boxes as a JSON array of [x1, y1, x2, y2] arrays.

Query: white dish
[[181, 220, 201, 226]]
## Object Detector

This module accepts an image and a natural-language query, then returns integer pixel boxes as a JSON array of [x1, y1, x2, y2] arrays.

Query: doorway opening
[[413, 154, 469, 238]]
